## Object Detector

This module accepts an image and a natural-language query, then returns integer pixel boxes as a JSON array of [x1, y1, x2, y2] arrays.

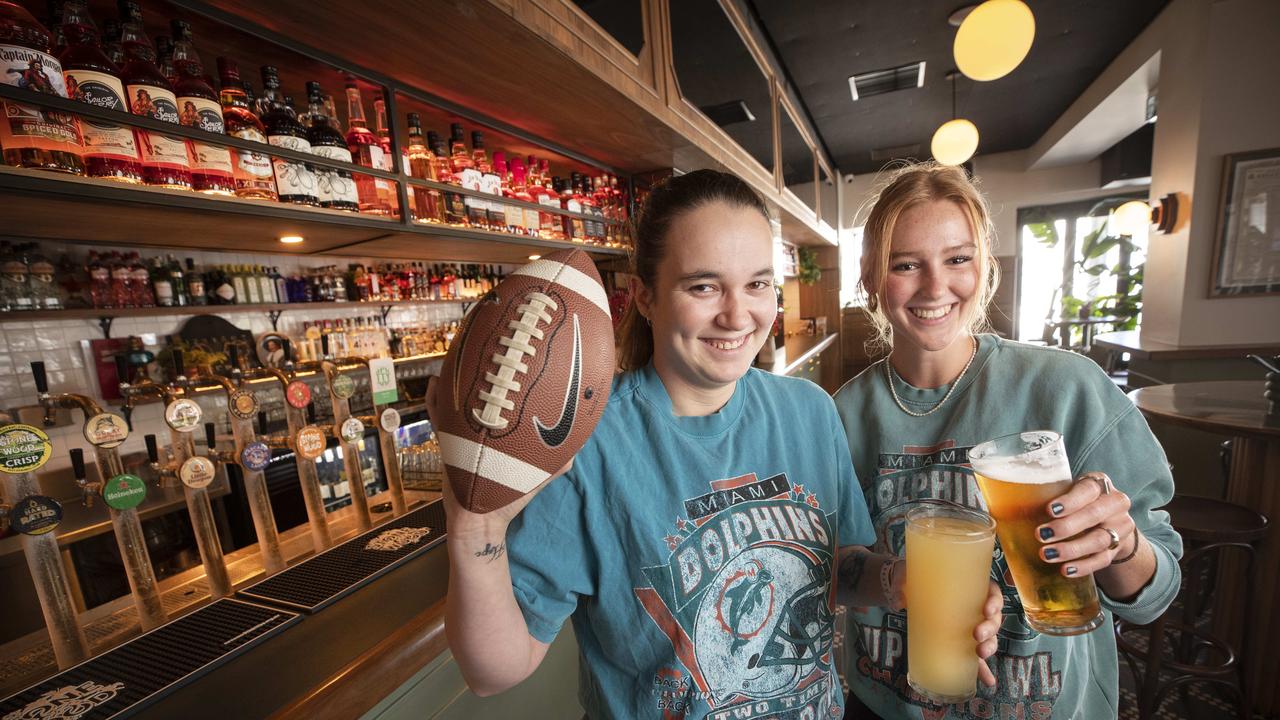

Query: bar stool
[[1115, 494, 1269, 720]]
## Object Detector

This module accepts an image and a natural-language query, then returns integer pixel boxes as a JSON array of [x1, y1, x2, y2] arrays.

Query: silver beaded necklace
[[885, 336, 979, 417]]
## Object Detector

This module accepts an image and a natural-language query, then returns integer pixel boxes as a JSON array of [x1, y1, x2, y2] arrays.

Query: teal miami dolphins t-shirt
[[507, 364, 876, 719]]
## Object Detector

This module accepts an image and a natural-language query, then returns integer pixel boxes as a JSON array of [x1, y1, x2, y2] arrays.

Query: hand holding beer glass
[[970, 431, 1120, 636]]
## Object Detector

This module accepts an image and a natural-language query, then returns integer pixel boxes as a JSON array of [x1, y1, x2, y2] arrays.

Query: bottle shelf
[[0, 297, 471, 325]]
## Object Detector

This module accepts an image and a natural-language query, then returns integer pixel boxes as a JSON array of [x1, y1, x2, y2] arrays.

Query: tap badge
[[331, 373, 356, 399], [286, 381, 311, 409], [339, 417, 364, 444], [379, 407, 401, 433], [295, 426, 327, 461], [0, 424, 52, 474], [83, 413, 128, 449], [228, 390, 259, 420], [102, 474, 146, 511], [164, 398, 203, 432], [240, 441, 272, 472], [8, 495, 62, 535], [179, 456, 217, 489]]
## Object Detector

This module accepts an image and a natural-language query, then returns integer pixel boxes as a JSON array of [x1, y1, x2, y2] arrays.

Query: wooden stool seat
[[1165, 494, 1268, 544]]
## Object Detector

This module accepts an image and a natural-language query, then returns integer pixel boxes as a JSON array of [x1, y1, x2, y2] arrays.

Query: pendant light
[[954, 0, 1035, 82], [931, 71, 979, 166]]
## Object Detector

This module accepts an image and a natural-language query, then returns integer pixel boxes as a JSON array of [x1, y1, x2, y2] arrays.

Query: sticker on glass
[[164, 398, 203, 432], [0, 424, 52, 474], [83, 413, 129, 448], [179, 456, 217, 489], [9, 495, 62, 535], [239, 441, 272, 472], [102, 474, 147, 510]]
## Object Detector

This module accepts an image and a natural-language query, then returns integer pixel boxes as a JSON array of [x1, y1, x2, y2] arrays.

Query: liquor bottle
[[0, 0, 84, 173], [185, 257, 206, 306], [100, 18, 122, 65], [153, 34, 174, 85], [87, 251, 111, 307], [575, 172, 603, 243], [372, 96, 397, 213], [473, 132, 506, 231], [259, 66, 318, 206], [216, 57, 276, 201], [343, 79, 389, 215], [58, 0, 142, 183], [151, 255, 174, 307], [127, 251, 153, 307], [304, 81, 359, 212], [117, 1, 190, 189], [164, 253, 186, 306], [208, 265, 234, 305], [256, 264, 275, 304], [554, 176, 584, 242], [45, 2, 65, 56], [526, 157, 562, 240], [431, 131, 466, 224], [271, 266, 286, 305], [509, 159, 541, 236], [168, 21, 234, 196], [243, 264, 262, 304], [405, 112, 443, 222], [448, 123, 484, 227], [0, 243, 32, 311]]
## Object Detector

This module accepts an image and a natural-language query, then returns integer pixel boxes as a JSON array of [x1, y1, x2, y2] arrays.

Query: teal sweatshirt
[[833, 334, 1182, 720]]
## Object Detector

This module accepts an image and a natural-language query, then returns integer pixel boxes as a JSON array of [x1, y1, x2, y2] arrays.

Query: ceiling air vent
[[848, 61, 926, 101]]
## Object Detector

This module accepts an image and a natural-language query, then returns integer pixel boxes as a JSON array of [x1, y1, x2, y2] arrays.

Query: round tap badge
[[83, 413, 129, 449], [295, 426, 327, 461], [228, 389, 259, 420], [179, 456, 217, 489], [240, 441, 272, 472], [285, 380, 312, 409], [339, 417, 364, 444], [102, 474, 147, 511], [9, 495, 62, 535], [331, 373, 356, 400], [0, 424, 53, 474], [164, 398, 203, 433], [379, 407, 401, 433]]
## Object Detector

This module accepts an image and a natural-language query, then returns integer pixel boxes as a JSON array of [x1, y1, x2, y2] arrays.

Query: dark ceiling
[[576, 0, 1170, 182]]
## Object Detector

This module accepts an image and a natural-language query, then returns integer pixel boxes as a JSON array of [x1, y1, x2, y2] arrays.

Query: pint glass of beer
[[905, 503, 997, 703], [969, 431, 1104, 636]]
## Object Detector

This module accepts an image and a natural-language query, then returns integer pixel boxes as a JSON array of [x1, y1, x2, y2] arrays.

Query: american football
[[435, 248, 615, 513]]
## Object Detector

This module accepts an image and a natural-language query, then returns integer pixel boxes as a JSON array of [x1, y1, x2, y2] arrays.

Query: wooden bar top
[[1094, 331, 1280, 361]]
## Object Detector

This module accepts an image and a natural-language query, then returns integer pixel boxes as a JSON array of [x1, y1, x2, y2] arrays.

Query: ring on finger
[[1082, 471, 1113, 496], [1101, 526, 1121, 551]]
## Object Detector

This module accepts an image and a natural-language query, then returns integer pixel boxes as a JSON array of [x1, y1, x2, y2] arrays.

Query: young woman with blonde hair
[[834, 162, 1181, 719]]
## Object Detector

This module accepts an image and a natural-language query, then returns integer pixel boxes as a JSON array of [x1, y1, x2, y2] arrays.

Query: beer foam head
[[970, 431, 1071, 484]]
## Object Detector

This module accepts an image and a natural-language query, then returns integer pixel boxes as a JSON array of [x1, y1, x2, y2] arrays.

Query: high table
[[1128, 381, 1279, 715]]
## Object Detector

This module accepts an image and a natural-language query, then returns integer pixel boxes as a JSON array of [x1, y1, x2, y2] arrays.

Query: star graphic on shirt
[[664, 535, 679, 551], [675, 517, 689, 532], [806, 493, 819, 508], [793, 483, 805, 495]]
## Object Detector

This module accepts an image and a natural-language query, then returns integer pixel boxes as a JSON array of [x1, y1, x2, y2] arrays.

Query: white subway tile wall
[[2, 239, 471, 485]]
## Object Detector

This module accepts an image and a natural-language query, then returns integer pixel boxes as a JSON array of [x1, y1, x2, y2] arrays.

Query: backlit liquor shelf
[[0, 297, 470, 329]]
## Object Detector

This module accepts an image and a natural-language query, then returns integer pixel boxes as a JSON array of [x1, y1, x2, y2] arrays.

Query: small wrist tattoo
[[475, 542, 506, 562]]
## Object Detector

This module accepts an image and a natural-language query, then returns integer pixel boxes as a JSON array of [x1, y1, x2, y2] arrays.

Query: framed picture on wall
[[1210, 147, 1280, 297]]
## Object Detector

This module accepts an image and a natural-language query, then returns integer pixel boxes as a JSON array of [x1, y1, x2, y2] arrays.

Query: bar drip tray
[[238, 499, 446, 613], [0, 599, 298, 719]]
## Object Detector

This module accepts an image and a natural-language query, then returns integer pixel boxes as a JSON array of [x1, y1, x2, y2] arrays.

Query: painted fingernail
[[1050, 503, 1065, 516], [1039, 527, 1055, 541], [1065, 566, 1078, 576], [1044, 547, 1059, 560]]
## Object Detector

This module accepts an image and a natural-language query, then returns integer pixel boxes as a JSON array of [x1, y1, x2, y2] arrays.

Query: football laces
[[473, 291, 558, 429]]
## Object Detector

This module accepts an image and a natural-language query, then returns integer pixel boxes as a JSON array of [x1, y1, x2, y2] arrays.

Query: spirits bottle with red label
[[343, 79, 389, 215], [216, 57, 276, 201], [117, 0, 190, 189], [169, 21, 233, 195], [259, 65, 317, 206], [371, 95, 397, 213], [0, 0, 84, 173]]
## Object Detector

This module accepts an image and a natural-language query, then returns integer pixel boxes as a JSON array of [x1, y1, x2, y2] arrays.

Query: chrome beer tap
[[205, 348, 286, 576], [31, 361, 168, 632], [316, 334, 373, 531], [0, 411, 91, 669]]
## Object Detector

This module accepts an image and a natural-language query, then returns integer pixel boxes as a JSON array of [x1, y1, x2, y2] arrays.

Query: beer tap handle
[[70, 448, 94, 507], [320, 333, 330, 359], [31, 361, 48, 394], [171, 351, 185, 382], [144, 434, 159, 464], [306, 403, 317, 425], [227, 346, 243, 381], [204, 423, 218, 452], [258, 411, 270, 436], [115, 355, 131, 388]]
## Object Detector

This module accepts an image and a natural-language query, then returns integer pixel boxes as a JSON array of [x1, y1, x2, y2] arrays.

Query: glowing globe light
[[931, 119, 980, 166], [1111, 200, 1153, 237], [954, 0, 1036, 81]]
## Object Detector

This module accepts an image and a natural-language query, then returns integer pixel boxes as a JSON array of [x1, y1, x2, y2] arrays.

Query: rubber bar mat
[[0, 599, 298, 720], [237, 500, 446, 613]]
